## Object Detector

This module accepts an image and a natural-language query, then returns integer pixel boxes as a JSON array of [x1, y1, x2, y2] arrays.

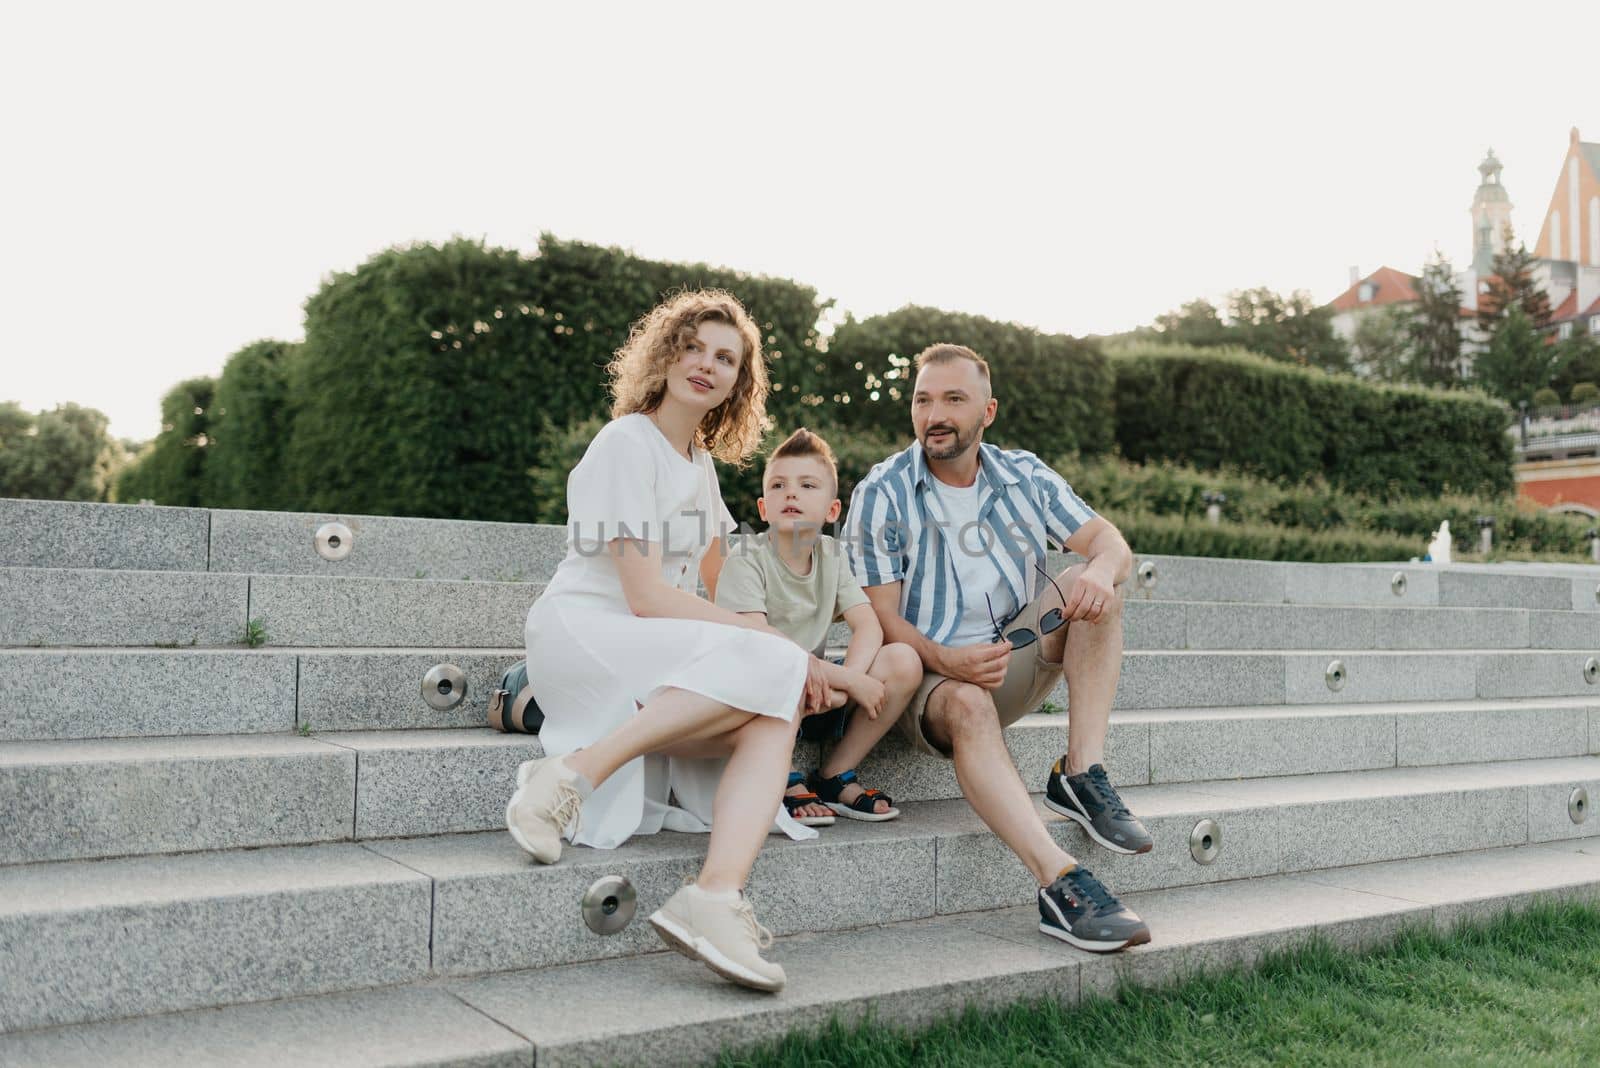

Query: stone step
[[0, 498, 566, 581], [0, 735, 357, 865], [5, 697, 1598, 865], [1058, 648, 1600, 709], [438, 839, 1600, 1068], [6, 634, 1598, 744], [0, 568, 540, 649], [3, 803, 1598, 1049], [0, 647, 525, 741], [10, 562, 1596, 654], [6, 499, 1594, 611], [0, 843, 432, 1036], [1108, 554, 1591, 612]]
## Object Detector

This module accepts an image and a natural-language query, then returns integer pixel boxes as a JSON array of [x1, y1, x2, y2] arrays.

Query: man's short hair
[[765, 427, 838, 494], [914, 343, 991, 392]]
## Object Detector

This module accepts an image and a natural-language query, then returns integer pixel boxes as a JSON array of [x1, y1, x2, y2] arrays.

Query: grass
[[241, 618, 268, 648], [719, 902, 1600, 1068]]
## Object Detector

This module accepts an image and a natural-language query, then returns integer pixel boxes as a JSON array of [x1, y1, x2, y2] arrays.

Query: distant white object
[[1427, 521, 1452, 564]]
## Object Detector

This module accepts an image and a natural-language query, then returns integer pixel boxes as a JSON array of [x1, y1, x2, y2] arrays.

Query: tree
[[1407, 253, 1465, 387], [1550, 333, 1600, 399], [1226, 287, 1351, 373], [1140, 289, 1351, 373], [1150, 299, 1233, 348], [1477, 226, 1552, 330], [1348, 305, 1415, 383], [1472, 305, 1562, 406], [115, 377, 215, 506], [0, 402, 123, 501], [205, 340, 297, 510]]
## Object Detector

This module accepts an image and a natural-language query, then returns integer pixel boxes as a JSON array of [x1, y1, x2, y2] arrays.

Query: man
[[844, 343, 1152, 953]]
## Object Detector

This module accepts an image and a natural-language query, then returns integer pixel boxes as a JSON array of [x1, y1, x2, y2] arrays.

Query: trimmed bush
[[529, 236, 832, 434], [1059, 455, 1591, 556], [115, 377, 215, 506], [1532, 387, 1561, 409], [283, 235, 830, 522], [1112, 512, 1422, 563], [205, 340, 297, 510], [1570, 382, 1598, 406], [824, 306, 1114, 460], [1109, 343, 1514, 498]]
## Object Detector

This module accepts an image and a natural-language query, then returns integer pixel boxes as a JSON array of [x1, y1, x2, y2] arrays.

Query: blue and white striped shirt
[[843, 441, 1098, 644]]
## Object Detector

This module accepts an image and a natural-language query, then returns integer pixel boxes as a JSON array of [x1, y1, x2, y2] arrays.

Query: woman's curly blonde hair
[[607, 289, 769, 464]]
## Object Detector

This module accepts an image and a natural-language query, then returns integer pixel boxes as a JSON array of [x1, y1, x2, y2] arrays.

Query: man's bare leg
[[1036, 566, 1125, 775], [922, 680, 1076, 887]]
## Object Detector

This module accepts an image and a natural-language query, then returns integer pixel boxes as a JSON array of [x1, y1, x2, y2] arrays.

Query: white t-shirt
[[928, 475, 1019, 647], [542, 413, 737, 610]]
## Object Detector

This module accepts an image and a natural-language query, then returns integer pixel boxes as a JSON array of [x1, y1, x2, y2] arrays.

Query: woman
[[507, 289, 829, 993]]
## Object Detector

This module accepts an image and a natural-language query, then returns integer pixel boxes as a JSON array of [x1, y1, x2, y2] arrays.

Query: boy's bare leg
[[818, 644, 922, 813], [922, 681, 1077, 887]]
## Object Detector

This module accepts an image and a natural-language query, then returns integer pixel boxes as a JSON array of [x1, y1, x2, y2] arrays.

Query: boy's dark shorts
[[797, 655, 853, 741]]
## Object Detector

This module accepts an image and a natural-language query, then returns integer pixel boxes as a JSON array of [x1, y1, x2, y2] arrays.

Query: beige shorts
[[900, 590, 1068, 759]]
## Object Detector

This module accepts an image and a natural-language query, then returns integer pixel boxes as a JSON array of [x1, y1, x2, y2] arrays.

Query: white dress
[[525, 413, 811, 849]]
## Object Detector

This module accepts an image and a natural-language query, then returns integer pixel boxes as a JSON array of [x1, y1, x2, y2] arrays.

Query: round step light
[[314, 521, 353, 561], [582, 874, 637, 935], [1586, 658, 1599, 686], [1137, 560, 1158, 591], [422, 663, 467, 711], [1572, 787, 1590, 825], [1390, 572, 1407, 597], [1326, 659, 1347, 693], [1190, 818, 1222, 865]]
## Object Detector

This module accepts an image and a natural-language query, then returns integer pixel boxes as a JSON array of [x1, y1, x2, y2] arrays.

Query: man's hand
[[1062, 560, 1117, 624], [803, 655, 831, 715], [938, 641, 1011, 689]]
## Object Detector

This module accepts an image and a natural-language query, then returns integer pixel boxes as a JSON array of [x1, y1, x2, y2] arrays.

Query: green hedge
[[1113, 512, 1421, 563], [282, 235, 831, 522], [1109, 343, 1514, 498], [824, 306, 1114, 460], [532, 417, 906, 529], [1060, 455, 1591, 556], [115, 377, 215, 506], [205, 340, 297, 510]]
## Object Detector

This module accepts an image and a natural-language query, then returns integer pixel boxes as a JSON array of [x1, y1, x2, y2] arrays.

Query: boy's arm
[[838, 603, 882, 674]]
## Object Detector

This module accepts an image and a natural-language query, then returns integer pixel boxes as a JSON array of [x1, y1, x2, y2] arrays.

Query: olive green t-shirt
[[715, 534, 870, 656]]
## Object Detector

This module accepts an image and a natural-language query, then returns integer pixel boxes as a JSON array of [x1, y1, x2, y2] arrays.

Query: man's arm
[[861, 583, 1010, 689], [1061, 517, 1134, 624]]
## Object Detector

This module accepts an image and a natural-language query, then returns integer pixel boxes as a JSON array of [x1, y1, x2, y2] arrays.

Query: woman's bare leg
[[565, 688, 752, 788], [699, 711, 799, 892]]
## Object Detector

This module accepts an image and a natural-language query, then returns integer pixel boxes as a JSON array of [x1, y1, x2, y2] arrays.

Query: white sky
[[3, 0, 1597, 441]]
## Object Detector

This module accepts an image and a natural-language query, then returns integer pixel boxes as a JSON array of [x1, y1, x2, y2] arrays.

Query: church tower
[[1470, 148, 1513, 275]]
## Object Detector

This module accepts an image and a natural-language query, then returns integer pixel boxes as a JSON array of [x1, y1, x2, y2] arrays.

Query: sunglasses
[[985, 563, 1069, 650]]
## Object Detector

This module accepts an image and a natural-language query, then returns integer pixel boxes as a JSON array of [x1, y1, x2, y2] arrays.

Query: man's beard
[[922, 422, 975, 460]]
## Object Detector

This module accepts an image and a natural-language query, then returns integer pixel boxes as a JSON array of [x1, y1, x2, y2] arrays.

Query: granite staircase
[[2, 498, 1599, 1066]]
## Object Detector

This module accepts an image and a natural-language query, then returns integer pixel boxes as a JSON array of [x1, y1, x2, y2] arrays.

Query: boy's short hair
[[764, 428, 838, 495]]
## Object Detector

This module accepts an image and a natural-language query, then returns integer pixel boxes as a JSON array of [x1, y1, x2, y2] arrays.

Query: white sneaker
[[505, 756, 590, 863], [648, 880, 786, 992]]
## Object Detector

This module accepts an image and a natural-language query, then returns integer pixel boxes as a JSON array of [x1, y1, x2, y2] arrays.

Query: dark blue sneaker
[[1044, 760, 1153, 855], [1038, 866, 1151, 953]]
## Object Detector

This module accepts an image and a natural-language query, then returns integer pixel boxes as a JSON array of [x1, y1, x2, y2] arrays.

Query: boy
[[715, 429, 923, 823]]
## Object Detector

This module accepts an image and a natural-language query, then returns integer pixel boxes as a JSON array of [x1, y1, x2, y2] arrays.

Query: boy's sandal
[[783, 771, 836, 827], [809, 769, 900, 822]]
